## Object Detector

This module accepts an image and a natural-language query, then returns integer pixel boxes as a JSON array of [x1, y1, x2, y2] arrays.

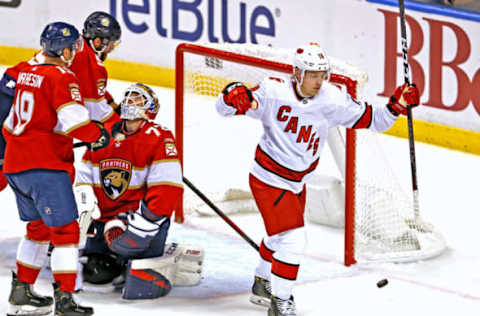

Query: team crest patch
[[97, 79, 106, 96], [165, 142, 177, 157], [68, 83, 82, 102], [100, 159, 132, 200]]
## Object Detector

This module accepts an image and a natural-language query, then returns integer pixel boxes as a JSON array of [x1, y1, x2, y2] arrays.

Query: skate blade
[[7, 304, 52, 316], [249, 294, 270, 307]]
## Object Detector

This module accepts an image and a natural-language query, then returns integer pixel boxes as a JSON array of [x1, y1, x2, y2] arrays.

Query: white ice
[[0, 68, 479, 315]]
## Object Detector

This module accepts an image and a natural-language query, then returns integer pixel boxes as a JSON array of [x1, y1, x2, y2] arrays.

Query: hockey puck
[[376, 279, 388, 288]]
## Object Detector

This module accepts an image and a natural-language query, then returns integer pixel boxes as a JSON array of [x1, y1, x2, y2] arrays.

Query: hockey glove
[[87, 122, 111, 151], [222, 82, 254, 115], [387, 83, 420, 116]]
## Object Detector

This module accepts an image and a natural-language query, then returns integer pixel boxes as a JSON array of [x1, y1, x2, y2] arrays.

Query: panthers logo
[[100, 159, 132, 200]]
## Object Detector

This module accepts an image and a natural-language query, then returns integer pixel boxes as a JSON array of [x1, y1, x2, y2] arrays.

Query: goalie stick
[[398, 0, 420, 219], [183, 176, 259, 252]]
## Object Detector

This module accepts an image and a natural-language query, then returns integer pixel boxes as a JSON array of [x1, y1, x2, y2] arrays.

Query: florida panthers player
[[0, 11, 121, 194], [216, 43, 420, 316], [69, 11, 122, 123], [74, 83, 203, 300], [3, 22, 111, 316]]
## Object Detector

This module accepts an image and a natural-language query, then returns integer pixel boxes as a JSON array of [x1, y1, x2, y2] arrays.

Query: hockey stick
[[398, 0, 420, 220], [73, 142, 89, 148], [182, 176, 259, 252]]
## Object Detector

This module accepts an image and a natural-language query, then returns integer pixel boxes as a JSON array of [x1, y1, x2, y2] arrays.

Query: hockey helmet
[[83, 11, 121, 56], [83, 11, 121, 42], [293, 42, 330, 85], [40, 22, 81, 58], [120, 83, 160, 121]]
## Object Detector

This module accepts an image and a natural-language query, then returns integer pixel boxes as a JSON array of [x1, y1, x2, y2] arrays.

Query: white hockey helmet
[[120, 83, 160, 121], [293, 42, 330, 85]]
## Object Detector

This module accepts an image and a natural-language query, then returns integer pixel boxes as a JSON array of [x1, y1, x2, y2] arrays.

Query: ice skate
[[53, 283, 94, 316], [268, 295, 296, 316], [249, 276, 272, 307], [7, 271, 53, 316]]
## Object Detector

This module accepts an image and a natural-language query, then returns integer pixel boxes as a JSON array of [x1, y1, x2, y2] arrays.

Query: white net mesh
[[352, 129, 445, 262], [179, 43, 446, 263]]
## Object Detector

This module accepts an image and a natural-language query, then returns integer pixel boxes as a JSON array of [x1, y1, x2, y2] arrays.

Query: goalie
[[74, 83, 204, 300]]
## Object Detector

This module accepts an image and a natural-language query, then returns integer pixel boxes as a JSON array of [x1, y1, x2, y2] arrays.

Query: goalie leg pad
[[129, 243, 204, 287], [122, 260, 172, 300], [170, 243, 204, 286]]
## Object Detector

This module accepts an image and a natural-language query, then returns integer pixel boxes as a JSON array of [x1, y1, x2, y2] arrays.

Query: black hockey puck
[[376, 279, 388, 288]]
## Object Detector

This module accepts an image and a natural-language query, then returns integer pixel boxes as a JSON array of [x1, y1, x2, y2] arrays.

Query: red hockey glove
[[222, 82, 254, 115], [387, 83, 420, 116]]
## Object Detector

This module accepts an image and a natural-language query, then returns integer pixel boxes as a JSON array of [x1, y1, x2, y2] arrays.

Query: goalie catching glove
[[386, 83, 420, 116], [86, 122, 111, 151], [222, 82, 256, 115]]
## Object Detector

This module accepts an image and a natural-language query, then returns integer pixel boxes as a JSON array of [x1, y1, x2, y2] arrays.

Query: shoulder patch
[[68, 83, 82, 102], [97, 79, 106, 96], [164, 141, 178, 157]]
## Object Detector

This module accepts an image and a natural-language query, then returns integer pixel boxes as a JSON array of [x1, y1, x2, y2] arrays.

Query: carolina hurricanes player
[[69, 11, 121, 123], [75, 83, 201, 300], [3, 22, 111, 316], [216, 43, 420, 316]]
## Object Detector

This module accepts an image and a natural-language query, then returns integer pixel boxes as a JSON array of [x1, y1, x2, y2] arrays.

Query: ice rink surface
[[0, 70, 479, 315]]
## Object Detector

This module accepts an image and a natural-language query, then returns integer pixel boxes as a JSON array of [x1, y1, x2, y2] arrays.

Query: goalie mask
[[120, 83, 160, 121], [293, 42, 330, 85]]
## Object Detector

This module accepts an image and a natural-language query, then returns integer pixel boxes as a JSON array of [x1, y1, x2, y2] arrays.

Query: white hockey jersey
[[216, 76, 398, 193]]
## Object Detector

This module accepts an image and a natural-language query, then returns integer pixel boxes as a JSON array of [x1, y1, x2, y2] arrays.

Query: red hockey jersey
[[3, 64, 100, 175], [76, 120, 184, 221], [69, 38, 118, 123]]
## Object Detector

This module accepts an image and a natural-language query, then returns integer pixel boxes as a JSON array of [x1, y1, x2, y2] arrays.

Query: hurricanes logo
[[100, 159, 132, 200]]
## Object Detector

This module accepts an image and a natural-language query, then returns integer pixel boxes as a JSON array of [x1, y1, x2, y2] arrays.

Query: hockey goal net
[[175, 42, 446, 265]]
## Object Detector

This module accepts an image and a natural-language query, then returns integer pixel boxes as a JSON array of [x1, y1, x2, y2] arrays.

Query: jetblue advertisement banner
[[0, 0, 479, 132]]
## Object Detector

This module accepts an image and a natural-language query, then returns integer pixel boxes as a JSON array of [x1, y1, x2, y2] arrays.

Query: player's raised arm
[[329, 81, 420, 133]]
